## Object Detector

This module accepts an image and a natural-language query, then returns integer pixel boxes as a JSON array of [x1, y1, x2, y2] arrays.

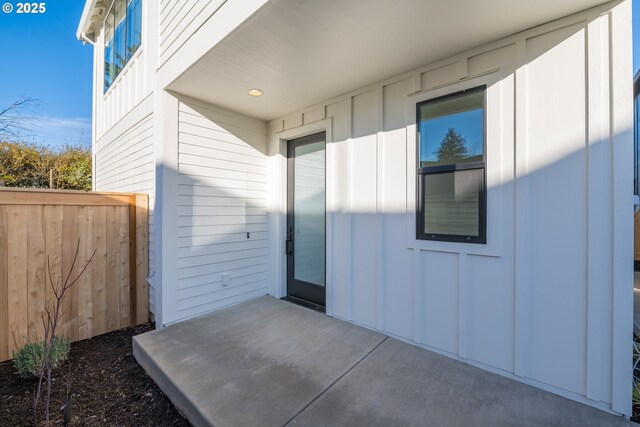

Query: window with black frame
[[104, 0, 142, 92], [416, 86, 486, 243]]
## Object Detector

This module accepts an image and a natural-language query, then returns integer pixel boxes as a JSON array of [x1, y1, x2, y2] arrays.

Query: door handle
[[285, 228, 294, 256]]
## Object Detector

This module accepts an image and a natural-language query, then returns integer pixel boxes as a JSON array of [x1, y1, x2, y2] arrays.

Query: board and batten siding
[[159, 0, 226, 67], [93, 0, 156, 141], [94, 114, 156, 315], [176, 100, 269, 320], [267, 4, 629, 414]]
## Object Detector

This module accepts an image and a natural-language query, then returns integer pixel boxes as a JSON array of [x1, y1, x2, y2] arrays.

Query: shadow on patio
[[133, 297, 630, 427]]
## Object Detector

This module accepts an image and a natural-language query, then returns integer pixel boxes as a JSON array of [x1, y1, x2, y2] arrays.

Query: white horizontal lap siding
[[176, 101, 268, 320], [94, 114, 156, 314], [159, 0, 226, 66], [267, 2, 628, 414]]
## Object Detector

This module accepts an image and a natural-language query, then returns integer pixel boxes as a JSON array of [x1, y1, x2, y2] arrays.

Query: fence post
[[128, 196, 138, 325], [135, 194, 149, 325], [0, 206, 8, 361]]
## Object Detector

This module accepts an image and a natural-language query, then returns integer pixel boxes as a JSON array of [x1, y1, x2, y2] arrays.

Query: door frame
[[270, 118, 333, 315], [286, 132, 327, 308]]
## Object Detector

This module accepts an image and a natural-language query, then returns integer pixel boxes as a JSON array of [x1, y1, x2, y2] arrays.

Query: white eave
[[76, 0, 107, 44], [167, 0, 614, 121]]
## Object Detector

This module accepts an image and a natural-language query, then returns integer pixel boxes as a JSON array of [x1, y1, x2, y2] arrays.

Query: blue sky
[[0, 1, 92, 148], [0, 1, 639, 149], [420, 110, 483, 163]]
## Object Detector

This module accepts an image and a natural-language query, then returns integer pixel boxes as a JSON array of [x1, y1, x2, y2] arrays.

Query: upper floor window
[[104, 0, 142, 92], [416, 86, 486, 243]]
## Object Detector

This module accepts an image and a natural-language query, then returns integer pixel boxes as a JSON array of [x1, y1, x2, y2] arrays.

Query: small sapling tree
[[32, 240, 96, 426]]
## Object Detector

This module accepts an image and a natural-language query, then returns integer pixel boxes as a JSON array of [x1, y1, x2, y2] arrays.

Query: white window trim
[[406, 71, 504, 257]]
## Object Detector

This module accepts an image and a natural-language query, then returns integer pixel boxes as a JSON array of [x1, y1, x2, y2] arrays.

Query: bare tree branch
[[0, 97, 38, 142], [33, 240, 96, 426]]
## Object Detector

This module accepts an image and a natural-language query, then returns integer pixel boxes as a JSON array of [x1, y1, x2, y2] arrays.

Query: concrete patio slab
[[134, 296, 631, 427], [290, 338, 630, 427], [133, 296, 385, 427]]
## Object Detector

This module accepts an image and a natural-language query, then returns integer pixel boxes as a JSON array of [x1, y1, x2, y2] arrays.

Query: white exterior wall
[[174, 98, 269, 320], [159, 0, 226, 67], [267, 3, 632, 414], [154, 0, 269, 92], [94, 110, 156, 314], [90, 0, 159, 314], [83, 0, 632, 416], [93, 0, 156, 140]]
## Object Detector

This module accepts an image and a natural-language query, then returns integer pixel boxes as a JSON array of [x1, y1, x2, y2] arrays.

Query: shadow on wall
[[157, 19, 633, 411], [161, 98, 632, 406], [162, 94, 270, 323]]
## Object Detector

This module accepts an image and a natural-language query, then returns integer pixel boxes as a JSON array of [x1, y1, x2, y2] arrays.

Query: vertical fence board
[[26, 206, 46, 343], [84, 207, 95, 339], [135, 195, 149, 325], [62, 205, 80, 342], [0, 189, 149, 362], [119, 206, 131, 328], [129, 197, 138, 325], [0, 206, 9, 361], [7, 205, 28, 354], [44, 205, 63, 341], [105, 206, 120, 331], [92, 206, 107, 337], [77, 206, 91, 340]]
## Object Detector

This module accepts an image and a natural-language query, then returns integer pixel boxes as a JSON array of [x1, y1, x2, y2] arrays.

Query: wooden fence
[[0, 188, 148, 362]]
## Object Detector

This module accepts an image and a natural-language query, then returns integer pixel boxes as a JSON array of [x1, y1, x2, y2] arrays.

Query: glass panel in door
[[293, 140, 326, 286], [286, 132, 326, 308]]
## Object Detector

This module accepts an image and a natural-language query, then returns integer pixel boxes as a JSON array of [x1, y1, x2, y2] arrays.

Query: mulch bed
[[0, 324, 191, 426]]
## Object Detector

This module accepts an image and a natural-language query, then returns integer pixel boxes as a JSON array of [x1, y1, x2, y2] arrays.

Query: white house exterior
[[77, 0, 634, 417]]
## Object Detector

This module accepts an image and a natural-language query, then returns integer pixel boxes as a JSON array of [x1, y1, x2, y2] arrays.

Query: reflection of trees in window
[[115, 52, 126, 74], [103, 0, 143, 92], [434, 128, 468, 162], [416, 86, 486, 243], [103, 5, 115, 91], [126, 0, 142, 60], [104, 60, 113, 88], [127, 45, 139, 58]]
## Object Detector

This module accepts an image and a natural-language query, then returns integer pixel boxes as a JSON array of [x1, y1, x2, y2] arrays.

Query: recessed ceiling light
[[248, 89, 263, 97]]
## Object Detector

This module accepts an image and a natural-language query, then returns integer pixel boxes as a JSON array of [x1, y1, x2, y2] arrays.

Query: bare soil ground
[[0, 323, 191, 426]]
